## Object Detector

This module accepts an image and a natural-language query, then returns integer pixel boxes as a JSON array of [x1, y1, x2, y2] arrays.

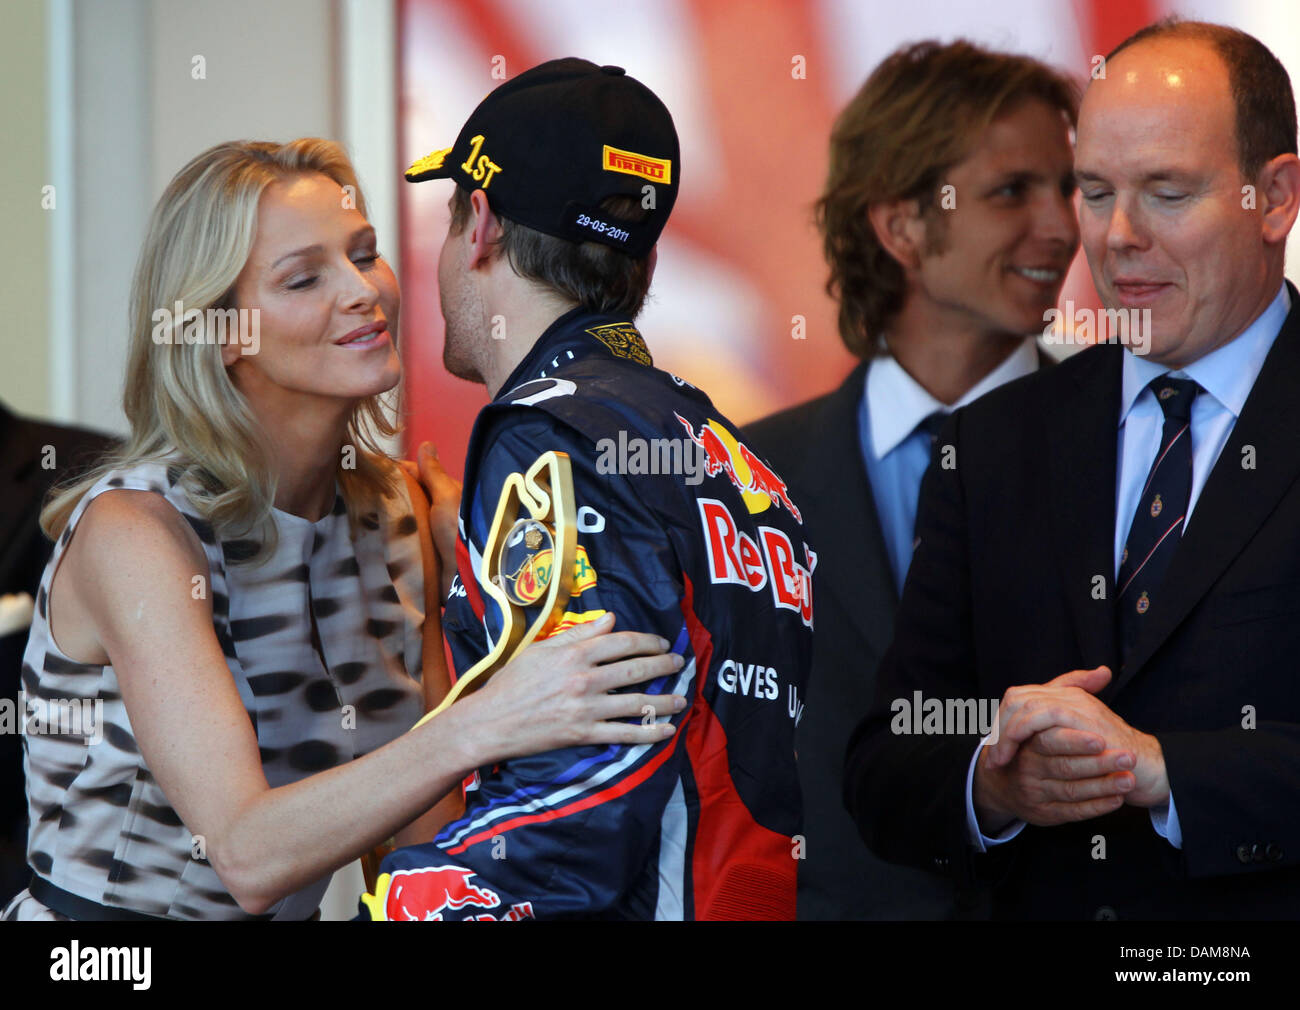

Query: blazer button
[[1094, 906, 1118, 921], [1266, 843, 1284, 863], [1252, 843, 1266, 863], [933, 856, 949, 869], [1236, 844, 1254, 864]]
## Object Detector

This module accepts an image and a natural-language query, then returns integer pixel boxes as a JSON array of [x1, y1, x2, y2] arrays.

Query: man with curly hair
[[746, 40, 1079, 920]]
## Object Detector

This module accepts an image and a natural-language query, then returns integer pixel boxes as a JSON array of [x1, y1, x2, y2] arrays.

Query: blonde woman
[[2, 139, 683, 921]]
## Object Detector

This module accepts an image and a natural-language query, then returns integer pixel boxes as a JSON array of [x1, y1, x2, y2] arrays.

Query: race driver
[[359, 58, 814, 920]]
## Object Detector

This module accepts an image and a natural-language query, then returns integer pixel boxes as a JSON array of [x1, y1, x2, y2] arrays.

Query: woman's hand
[[451, 612, 687, 768], [401, 442, 462, 601]]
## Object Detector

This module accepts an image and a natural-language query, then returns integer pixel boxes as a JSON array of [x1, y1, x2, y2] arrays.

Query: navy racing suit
[[361, 307, 813, 920]]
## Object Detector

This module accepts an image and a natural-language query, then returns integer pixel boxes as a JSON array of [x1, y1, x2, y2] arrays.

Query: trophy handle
[[413, 451, 577, 727]]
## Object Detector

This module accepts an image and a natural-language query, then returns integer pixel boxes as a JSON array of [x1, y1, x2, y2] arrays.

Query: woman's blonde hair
[[42, 138, 401, 558]]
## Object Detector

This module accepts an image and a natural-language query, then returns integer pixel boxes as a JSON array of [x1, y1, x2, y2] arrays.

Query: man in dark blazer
[[0, 401, 114, 904], [845, 20, 1300, 920], [745, 41, 1080, 919]]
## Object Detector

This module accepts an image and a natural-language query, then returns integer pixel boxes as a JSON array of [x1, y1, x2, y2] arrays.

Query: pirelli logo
[[602, 144, 672, 184]]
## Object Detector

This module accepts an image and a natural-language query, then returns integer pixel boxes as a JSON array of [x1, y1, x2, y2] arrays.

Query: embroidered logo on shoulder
[[602, 144, 672, 184], [585, 322, 652, 366]]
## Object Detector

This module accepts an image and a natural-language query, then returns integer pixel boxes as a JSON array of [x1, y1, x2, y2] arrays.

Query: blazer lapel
[[1046, 344, 1124, 673], [800, 362, 899, 658], [1118, 289, 1300, 689]]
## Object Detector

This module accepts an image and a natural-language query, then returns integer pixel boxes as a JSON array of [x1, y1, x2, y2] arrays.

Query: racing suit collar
[[496, 306, 653, 401]]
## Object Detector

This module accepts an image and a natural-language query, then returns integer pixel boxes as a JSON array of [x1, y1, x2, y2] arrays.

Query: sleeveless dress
[[1, 459, 427, 920]]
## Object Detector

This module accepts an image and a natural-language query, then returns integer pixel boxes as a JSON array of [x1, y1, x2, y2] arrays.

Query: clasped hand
[[973, 666, 1170, 832]]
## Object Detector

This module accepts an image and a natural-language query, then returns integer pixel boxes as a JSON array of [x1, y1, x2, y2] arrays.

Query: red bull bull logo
[[736, 443, 801, 522], [675, 413, 802, 523], [362, 865, 536, 922]]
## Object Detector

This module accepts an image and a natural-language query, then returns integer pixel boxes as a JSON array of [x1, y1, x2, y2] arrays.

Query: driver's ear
[[467, 188, 502, 270]]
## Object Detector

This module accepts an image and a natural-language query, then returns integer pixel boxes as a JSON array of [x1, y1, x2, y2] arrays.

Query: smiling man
[[745, 40, 1078, 919], [844, 19, 1300, 919]]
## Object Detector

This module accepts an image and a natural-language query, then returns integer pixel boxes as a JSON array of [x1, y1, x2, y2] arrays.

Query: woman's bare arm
[[58, 490, 683, 915]]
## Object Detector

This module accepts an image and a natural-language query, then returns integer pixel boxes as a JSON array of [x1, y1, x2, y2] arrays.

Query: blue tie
[[1116, 377, 1200, 658], [915, 410, 947, 448], [910, 411, 948, 546]]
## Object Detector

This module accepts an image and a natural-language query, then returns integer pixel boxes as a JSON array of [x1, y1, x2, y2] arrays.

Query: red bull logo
[[698, 498, 815, 628], [363, 865, 536, 922], [736, 443, 801, 522], [675, 413, 802, 523]]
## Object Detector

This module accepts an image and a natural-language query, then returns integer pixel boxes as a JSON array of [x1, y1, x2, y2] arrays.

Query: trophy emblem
[[415, 451, 576, 725], [499, 518, 556, 606]]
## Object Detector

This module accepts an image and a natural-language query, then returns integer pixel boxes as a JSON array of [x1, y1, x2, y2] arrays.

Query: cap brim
[[403, 146, 454, 183]]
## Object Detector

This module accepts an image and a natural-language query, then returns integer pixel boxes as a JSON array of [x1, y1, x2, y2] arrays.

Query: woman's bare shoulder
[[52, 488, 212, 664], [61, 490, 210, 618], [73, 488, 206, 567]]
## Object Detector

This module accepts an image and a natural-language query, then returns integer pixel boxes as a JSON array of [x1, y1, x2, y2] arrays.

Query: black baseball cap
[[404, 57, 680, 258]]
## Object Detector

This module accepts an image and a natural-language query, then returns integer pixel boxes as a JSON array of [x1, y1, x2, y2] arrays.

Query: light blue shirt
[[966, 282, 1291, 852], [859, 340, 1041, 593]]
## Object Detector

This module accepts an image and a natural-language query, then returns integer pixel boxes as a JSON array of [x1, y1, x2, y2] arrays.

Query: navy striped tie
[[1116, 377, 1200, 658]]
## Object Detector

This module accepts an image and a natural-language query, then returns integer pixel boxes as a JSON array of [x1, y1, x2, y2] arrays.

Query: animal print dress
[[2, 459, 427, 920]]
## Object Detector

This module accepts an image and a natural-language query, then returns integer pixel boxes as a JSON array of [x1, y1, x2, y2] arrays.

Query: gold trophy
[[414, 450, 577, 727], [361, 451, 578, 898]]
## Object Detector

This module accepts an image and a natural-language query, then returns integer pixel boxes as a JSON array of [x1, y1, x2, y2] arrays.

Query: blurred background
[[5, 0, 1300, 467], [4, 0, 1299, 919]]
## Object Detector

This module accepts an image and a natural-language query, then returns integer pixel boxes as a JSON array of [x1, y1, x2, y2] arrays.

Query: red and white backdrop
[[394, 0, 1300, 472]]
